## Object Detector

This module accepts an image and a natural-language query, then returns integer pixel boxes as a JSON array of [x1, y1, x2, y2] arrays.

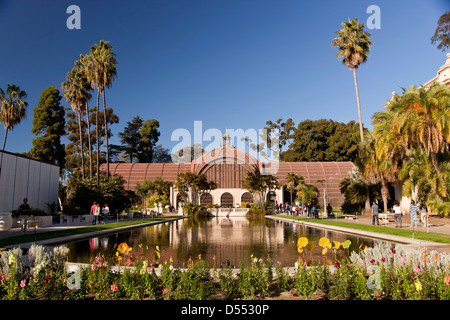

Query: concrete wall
[[0, 151, 60, 213]]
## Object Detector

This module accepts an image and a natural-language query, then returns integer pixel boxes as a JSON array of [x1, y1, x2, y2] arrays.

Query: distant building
[[423, 53, 450, 87], [101, 135, 354, 212]]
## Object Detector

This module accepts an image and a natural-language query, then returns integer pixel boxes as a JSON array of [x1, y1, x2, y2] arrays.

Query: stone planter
[[0, 213, 13, 231]]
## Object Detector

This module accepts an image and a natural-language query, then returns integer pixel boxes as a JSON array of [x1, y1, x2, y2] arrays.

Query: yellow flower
[[415, 280, 422, 292], [297, 237, 308, 253], [319, 237, 331, 255]]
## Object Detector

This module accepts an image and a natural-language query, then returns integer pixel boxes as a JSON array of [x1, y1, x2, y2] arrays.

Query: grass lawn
[[274, 215, 450, 244], [0, 216, 179, 248]]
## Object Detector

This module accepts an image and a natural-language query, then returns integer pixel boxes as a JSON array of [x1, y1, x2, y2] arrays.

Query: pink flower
[[111, 284, 119, 292], [91, 264, 96, 271], [381, 258, 386, 262], [444, 275, 450, 286], [162, 288, 168, 294], [391, 246, 396, 254], [414, 265, 420, 273], [401, 256, 406, 264], [370, 259, 376, 264], [433, 254, 439, 262], [20, 279, 26, 288]]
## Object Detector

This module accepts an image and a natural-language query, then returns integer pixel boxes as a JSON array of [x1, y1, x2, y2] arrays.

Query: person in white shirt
[[102, 203, 110, 224], [392, 200, 402, 228]]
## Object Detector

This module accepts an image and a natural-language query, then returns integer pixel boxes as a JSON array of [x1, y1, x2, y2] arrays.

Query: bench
[[378, 213, 395, 224], [344, 214, 357, 220]]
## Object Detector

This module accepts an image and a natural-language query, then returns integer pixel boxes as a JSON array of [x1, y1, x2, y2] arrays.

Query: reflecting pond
[[65, 217, 391, 267]]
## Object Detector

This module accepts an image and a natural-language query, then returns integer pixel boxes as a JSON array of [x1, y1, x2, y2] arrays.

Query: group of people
[[275, 203, 302, 215], [372, 199, 429, 228], [90, 202, 110, 225]]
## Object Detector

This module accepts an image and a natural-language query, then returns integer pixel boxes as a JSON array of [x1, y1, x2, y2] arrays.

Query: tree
[[431, 11, 450, 51], [174, 172, 217, 205], [282, 119, 360, 162], [118, 115, 144, 163], [28, 86, 66, 170], [388, 83, 450, 196], [62, 61, 93, 179], [243, 169, 280, 210], [357, 131, 397, 213], [138, 119, 160, 163], [153, 144, 172, 163], [332, 18, 372, 143], [285, 172, 303, 206], [0, 84, 28, 152], [83, 40, 118, 181], [295, 183, 318, 210]]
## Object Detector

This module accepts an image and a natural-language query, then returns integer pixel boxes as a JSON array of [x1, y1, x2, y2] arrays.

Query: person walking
[[409, 199, 419, 228], [392, 200, 402, 228], [90, 202, 98, 225], [372, 201, 379, 225], [420, 203, 428, 228], [102, 203, 110, 224]]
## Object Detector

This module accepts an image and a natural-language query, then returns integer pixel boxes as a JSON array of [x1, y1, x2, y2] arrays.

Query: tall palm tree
[[332, 18, 372, 143], [83, 40, 118, 182], [0, 84, 28, 152], [388, 83, 450, 195], [62, 62, 93, 179]]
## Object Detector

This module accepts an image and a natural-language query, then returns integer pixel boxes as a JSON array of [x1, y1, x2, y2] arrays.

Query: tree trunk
[[353, 68, 364, 143], [85, 102, 93, 180], [2, 128, 8, 152], [77, 112, 85, 179], [364, 184, 371, 215], [431, 152, 449, 196], [96, 90, 100, 185], [102, 90, 109, 177], [380, 177, 389, 213]]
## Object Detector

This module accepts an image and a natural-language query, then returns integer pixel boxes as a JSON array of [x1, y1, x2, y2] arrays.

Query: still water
[[65, 217, 389, 267]]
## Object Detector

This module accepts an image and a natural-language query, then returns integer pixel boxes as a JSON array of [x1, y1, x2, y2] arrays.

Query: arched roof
[[191, 144, 261, 174]]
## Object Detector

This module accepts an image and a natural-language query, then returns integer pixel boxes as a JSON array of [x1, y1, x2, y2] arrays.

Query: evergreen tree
[[29, 86, 66, 170], [138, 119, 160, 163]]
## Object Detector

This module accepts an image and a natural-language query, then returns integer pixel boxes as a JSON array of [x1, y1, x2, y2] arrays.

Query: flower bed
[[0, 242, 449, 300]]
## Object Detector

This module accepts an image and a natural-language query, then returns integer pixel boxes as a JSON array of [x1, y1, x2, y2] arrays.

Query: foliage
[[243, 169, 279, 210], [28, 86, 66, 170], [182, 203, 209, 218], [68, 175, 133, 215], [174, 171, 216, 205], [282, 119, 361, 162], [117, 115, 161, 163], [431, 11, 450, 51], [1, 243, 450, 300], [0, 84, 28, 152]]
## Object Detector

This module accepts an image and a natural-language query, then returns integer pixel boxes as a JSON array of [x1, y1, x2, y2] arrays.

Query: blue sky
[[0, 0, 448, 156]]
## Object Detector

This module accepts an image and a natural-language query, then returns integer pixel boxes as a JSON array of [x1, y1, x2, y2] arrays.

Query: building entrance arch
[[220, 192, 233, 207]]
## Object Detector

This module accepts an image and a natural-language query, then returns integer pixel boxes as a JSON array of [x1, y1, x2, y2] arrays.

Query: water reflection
[[66, 217, 388, 267]]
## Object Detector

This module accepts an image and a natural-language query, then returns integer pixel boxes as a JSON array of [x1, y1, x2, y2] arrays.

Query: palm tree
[[357, 131, 398, 213], [62, 63, 93, 179], [243, 169, 280, 210], [83, 40, 118, 182], [285, 172, 303, 205], [387, 83, 450, 195], [0, 84, 28, 152], [332, 18, 372, 143]]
